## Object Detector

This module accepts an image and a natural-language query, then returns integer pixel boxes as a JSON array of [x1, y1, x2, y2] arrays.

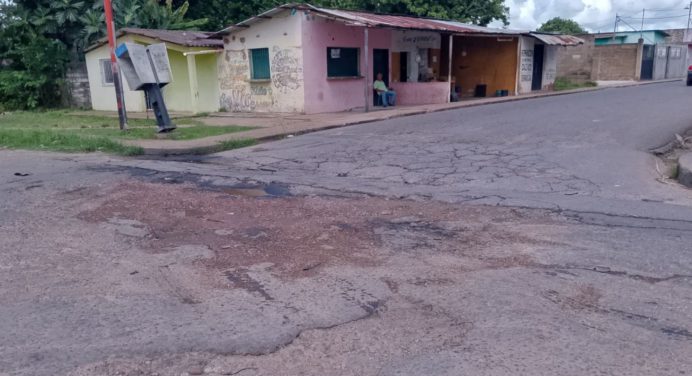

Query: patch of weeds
[[216, 138, 257, 152], [554, 77, 598, 91]]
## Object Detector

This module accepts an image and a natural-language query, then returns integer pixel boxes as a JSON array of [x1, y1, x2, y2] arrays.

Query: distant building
[[594, 30, 670, 46], [557, 29, 688, 82], [82, 4, 583, 115], [84, 28, 223, 114], [212, 3, 581, 114]]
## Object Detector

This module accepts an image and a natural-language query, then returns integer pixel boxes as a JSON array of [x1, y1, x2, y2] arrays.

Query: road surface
[[1, 82, 691, 375]]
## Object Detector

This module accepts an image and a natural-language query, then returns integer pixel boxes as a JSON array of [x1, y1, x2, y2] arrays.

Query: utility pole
[[686, 2, 692, 42], [614, 13, 619, 33], [640, 8, 645, 38], [103, 0, 128, 130]]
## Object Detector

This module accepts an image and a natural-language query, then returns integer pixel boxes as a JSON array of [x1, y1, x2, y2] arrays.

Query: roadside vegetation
[[554, 77, 598, 91], [0, 111, 252, 155]]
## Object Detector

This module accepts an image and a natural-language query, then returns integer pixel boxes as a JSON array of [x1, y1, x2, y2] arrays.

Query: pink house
[[213, 3, 582, 114]]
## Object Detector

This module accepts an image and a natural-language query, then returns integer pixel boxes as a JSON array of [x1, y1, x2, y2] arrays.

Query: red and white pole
[[104, 0, 128, 130]]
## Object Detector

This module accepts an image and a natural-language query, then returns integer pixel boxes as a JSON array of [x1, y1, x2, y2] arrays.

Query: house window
[[250, 48, 271, 80], [327, 47, 359, 77], [99, 59, 114, 85]]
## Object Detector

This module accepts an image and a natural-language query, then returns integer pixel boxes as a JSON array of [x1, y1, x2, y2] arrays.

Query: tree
[[316, 0, 509, 26], [136, 0, 208, 30], [179, 0, 509, 32], [537, 17, 585, 35], [0, 3, 68, 109], [0, 0, 206, 109]]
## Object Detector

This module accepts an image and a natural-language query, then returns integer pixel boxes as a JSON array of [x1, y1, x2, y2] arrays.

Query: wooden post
[[447, 34, 453, 103], [186, 54, 200, 114], [364, 27, 370, 112], [515, 37, 521, 96]]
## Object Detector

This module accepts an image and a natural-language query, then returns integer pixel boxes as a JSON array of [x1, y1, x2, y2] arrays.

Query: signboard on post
[[116, 42, 176, 133], [116, 43, 172, 89]]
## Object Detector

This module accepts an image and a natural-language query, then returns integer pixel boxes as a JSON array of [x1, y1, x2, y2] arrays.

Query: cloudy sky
[[491, 0, 692, 32]]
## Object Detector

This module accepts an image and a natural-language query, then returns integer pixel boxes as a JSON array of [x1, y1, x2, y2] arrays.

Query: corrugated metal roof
[[85, 28, 223, 52], [215, 3, 583, 46], [529, 33, 585, 46]]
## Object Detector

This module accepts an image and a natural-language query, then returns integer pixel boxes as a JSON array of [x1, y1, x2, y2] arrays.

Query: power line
[[616, 17, 656, 43], [621, 14, 688, 20]]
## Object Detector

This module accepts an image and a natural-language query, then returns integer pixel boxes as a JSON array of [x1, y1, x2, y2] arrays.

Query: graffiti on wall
[[544, 68, 556, 82], [220, 50, 249, 90], [250, 85, 272, 96], [520, 49, 533, 82], [220, 86, 256, 112], [271, 47, 302, 93], [218, 44, 301, 112]]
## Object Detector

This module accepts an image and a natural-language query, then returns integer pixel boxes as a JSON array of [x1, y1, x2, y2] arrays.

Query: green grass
[[0, 128, 144, 155], [0, 110, 253, 155], [554, 77, 598, 91]]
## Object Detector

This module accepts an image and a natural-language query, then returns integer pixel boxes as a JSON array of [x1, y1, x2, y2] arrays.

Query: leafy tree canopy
[[537, 17, 586, 35], [0, 0, 206, 110], [177, 0, 509, 32]]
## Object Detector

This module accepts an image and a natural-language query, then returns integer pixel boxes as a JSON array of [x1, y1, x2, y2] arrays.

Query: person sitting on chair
[[374, 73, 396, 107]]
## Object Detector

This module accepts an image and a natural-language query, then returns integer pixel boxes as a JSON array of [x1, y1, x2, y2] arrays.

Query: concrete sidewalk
[[124, 79, 682, 155]]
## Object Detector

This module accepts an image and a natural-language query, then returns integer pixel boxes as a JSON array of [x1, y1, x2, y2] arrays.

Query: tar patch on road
[[78, 181, 563, 279]]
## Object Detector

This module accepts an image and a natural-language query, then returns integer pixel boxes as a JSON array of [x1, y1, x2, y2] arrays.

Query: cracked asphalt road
[[2, 82, 692, 375]]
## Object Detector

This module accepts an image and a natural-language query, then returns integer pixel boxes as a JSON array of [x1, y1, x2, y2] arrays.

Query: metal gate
[[640, 45, 654, 80], [653, 44, 687, 80]]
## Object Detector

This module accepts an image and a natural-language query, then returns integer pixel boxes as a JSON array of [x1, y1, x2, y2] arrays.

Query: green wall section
[[162, 50, 193, 112], [196, 54, 221, 113]]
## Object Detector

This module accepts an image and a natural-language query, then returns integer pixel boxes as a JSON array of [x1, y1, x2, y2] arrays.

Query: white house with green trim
[[84, 28, 223, 114]]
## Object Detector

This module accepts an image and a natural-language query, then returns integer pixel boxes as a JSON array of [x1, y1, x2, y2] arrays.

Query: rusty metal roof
[[530, 32, 585, 46], [85, 28, 223, 53], [215, 3, 583, 46]]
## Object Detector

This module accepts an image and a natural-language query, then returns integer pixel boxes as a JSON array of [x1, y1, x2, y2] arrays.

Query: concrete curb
[[131, 79, 682, 155], [678, 152, 692, 188]]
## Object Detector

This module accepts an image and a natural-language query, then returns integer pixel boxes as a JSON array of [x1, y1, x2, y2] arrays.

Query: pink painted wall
[[390, 82, 449, 106], [302, 15, 391, 114]]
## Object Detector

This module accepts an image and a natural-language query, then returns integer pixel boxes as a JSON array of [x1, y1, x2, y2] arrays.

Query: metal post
[[447, 34, 453, 103], [364, 27, 370, 112], [685, 2, 692, 67], [640, 9, 645, 38], [103, 0, 128, 130], [145, 49, 175, 133]]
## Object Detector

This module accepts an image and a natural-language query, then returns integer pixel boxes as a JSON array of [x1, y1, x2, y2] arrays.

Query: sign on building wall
[[391, 30, 441, 51], [520, 49, 533, 82]]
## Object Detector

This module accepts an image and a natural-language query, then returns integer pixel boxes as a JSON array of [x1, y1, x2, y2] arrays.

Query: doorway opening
[[373, 48, 389, 105], [532, 44, 544, 91]]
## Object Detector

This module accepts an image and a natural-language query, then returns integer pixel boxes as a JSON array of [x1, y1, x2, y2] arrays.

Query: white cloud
[[492, 0, 692, 32]]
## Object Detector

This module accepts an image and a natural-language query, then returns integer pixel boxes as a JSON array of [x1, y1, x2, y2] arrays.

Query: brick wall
[[63, 63, 92, 109], [592, 44, 639, 80], [556, 35, 640, 82], [556, 35, 594, 82], [665, 29, 686, 43]]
